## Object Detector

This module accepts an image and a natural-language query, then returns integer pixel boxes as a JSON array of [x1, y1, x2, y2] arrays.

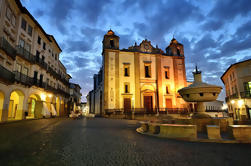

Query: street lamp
[[40, 93, 46, 101], [238, 99, 244, 107]]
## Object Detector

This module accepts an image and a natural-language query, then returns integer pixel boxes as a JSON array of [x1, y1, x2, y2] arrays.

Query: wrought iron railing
[[0, 37, 16, 59], [240, 91, 251, 98], [14, 71, 33, 86], [0, 64, 15, 83], [16, 46, 35, 63]]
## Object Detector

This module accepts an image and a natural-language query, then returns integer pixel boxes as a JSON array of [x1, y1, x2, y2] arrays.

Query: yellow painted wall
[[0, 92, 4, 120]]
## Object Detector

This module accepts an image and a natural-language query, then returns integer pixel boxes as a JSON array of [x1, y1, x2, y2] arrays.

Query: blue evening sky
[[21, 0, 251, 101]]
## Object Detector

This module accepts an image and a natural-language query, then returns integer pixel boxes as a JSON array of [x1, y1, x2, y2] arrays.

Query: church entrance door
[[144, 96, 153, 113]]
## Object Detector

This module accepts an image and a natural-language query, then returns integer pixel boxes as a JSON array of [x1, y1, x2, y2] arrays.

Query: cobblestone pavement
[[0, 118, 251, 166]]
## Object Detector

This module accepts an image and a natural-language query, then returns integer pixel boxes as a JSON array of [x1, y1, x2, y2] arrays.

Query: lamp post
[[230, 100, 236, 120], [238, 99, 244, 120], [132, 97, 135, 120]]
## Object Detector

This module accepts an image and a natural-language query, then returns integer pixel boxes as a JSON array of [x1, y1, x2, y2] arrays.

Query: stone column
[[1, 95, 10, 122]]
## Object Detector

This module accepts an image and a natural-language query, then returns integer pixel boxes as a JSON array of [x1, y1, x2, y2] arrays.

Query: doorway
[[124, 98, 131, 113], [144, 96, 153, 113], [165, 98, 172, 108]]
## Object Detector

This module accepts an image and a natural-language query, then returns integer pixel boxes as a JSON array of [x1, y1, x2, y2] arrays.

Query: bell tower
[[102, 29, 120, 50], [166, 38, 184, 56]]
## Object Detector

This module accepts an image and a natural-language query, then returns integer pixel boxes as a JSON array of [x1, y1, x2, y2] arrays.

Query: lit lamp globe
[[178, 66, 222, 118]]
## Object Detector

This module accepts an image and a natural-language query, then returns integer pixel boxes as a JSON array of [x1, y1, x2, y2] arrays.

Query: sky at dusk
[[20, 0, 251, 101]]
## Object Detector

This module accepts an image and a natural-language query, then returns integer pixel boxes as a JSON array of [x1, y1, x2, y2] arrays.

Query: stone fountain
[[178, 66, 222, 118]]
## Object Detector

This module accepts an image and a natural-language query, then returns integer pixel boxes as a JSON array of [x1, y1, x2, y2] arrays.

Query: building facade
[[221, 59, 251, 120], [69, 83, 82, 113], [0, 0, 72, 122], [88, 30, 188, 115]]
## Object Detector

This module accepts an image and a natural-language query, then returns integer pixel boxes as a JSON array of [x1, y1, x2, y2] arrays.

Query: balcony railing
[[14, 71, 33, 86], [0, 65, 15, 84], [225, 93, 239, 102], [0, 37, 16, 59], [35, 58, 48, 70], [0, 38, 69, 87], [16, 46, 35, 63], [240, 91, 251, 98]]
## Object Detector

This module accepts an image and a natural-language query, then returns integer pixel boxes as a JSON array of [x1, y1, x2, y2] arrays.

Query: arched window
[[177, 48, 180, 56], [110, 39, 114, 48]]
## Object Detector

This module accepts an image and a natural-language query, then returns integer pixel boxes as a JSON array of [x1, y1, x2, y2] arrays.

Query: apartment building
[[69, 83, 82, 113], [221, 59, 251, 120], [0, 0, 72, 122]]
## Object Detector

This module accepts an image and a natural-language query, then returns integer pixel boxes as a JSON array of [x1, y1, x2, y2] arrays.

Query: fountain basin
[[178, 83, 222, 102]]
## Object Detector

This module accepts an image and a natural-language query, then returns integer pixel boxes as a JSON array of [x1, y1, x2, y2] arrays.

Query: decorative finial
[[156, 44, 158, 48], [134, 42, 137, 46], [193, 64, 201, 74]]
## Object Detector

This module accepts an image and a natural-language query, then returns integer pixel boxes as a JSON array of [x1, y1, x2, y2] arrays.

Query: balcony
[[240, 91, 251, 99], [35, 58, 48, 70], [47, 66, 60, 79], [16, 46, 35, 63], [0, 65, 15, 84], [44, 84, 58, 94], [14, 71, 33, 86], [225, 93, 238, 102], [0, 37, 16, 59], [57, 88, 70, 97]]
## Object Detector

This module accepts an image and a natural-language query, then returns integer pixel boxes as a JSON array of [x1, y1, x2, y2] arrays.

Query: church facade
[[87, 30, 189, 115]]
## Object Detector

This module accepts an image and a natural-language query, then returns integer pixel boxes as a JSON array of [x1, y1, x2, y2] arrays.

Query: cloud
[[202, 0, 251, 32], [64, 40, 92, 53], [201, 19, 224, 31], [75, 0, 112, 25], [209, 0, 251, 20], [48, 0, 74, 34]]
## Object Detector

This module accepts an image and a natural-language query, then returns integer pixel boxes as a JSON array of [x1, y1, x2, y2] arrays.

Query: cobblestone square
[[0, 118, 251, 166]]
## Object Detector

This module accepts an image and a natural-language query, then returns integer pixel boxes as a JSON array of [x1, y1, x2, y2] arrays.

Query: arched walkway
[[8, 90, 24, 120], [0, 91, 4, 121], [27, 94, 42, 119]]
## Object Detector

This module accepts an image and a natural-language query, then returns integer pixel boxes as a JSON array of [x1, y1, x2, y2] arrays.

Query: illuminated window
[[145, 64, 151, 78], [21, 18, 27, 31]]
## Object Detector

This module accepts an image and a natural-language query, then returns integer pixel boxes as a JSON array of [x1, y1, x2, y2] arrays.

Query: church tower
[[102, 29, 120, 50], [166, 38, 184, 56]]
